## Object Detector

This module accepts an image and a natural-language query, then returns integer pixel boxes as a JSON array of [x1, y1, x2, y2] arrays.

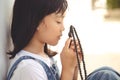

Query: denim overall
[[7, 56, 60, 80]]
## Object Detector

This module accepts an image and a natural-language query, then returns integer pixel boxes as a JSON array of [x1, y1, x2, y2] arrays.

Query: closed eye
[[56, 21, 62, 24]]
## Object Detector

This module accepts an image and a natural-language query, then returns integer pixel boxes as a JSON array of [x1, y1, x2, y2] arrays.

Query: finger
[[79, 52, 83, 61], [70, 41, 80, 50], [70, 40, 78, 46], [65, 37, 73, 49], [69, 39, 72, 48]]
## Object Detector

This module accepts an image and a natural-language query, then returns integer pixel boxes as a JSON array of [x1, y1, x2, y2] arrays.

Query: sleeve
[[11, 59, 48, 80]]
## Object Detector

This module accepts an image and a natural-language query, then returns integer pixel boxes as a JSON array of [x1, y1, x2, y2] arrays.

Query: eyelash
[[56, 21, 62, 24]]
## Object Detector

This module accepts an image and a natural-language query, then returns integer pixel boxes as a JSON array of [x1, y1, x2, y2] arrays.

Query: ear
[[41, 18, 48, 28], [37, 20, 47, 32], [37, 26, 40, 31]]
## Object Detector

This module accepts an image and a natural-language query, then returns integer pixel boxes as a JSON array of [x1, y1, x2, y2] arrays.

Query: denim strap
[[7, 56, 59, 80]]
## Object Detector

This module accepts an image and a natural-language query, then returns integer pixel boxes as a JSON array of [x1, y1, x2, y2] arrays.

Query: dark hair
[[8, 0, 68, 59]]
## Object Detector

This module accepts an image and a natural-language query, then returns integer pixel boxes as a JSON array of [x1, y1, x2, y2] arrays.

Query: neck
[[23, 39, 48, 58]]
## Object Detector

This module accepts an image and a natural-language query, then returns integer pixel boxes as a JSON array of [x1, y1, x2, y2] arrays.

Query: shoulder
[[11, 59, 48, 80]]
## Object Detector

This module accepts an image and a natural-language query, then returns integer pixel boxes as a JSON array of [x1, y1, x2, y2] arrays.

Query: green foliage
[[107, 0, 120, 9]]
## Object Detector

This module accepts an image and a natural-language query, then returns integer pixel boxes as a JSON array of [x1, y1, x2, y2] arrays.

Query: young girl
[[7, 0, 80, 80]]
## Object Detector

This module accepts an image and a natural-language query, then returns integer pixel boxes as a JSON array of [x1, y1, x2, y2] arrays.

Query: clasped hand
[[61, 37, 82, 70]]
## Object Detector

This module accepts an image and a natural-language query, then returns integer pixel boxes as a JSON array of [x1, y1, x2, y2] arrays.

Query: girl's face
[[36, 12, 65, 46]]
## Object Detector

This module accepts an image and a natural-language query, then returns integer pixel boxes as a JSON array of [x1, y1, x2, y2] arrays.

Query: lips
[[58, 35, 62, 39]]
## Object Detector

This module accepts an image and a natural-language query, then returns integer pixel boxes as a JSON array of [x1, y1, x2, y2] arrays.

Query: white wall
[[0, 0, 14, 80]]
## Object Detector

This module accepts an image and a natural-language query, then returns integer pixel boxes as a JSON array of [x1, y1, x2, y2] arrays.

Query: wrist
[[60, 68, 75, 80]]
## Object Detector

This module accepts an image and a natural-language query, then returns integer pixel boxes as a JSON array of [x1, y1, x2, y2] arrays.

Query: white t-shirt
[[8, 50, 54, 80]]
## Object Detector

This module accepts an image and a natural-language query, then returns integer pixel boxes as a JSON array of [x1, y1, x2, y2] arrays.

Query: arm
[[60, 67, 75, 80], [60, 66, 78, 80]]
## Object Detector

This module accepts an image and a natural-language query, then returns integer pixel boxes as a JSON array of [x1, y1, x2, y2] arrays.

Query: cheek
[[43, 23, 60, 45], [45, 32, 59, 45]]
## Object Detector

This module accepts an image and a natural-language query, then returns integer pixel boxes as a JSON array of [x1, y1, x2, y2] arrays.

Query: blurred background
[[0, 0, 120, 80], [54, 0, 120, 79]]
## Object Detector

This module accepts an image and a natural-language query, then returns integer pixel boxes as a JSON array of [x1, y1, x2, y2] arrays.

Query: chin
[[52, 43, 58, 46], [50, 41, 58, 46]]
